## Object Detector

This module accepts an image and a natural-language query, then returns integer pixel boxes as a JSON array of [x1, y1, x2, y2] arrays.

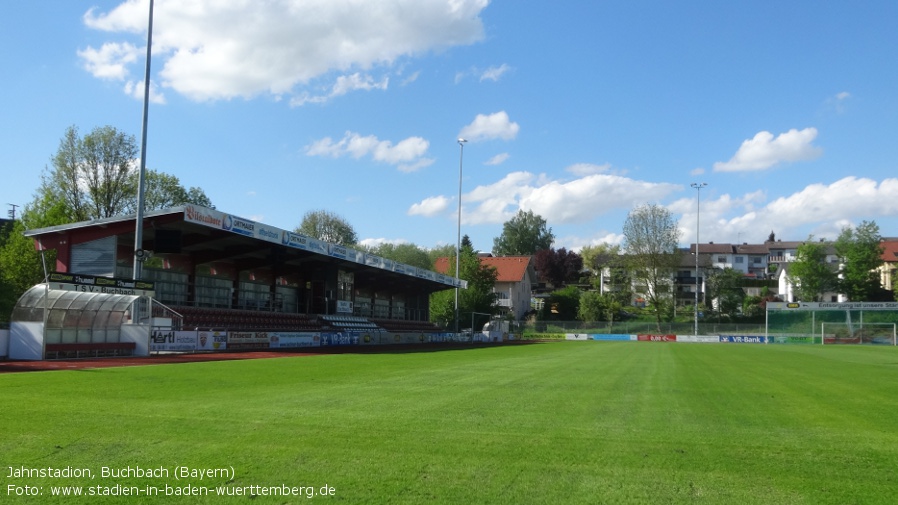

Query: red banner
[[636, 334, 677, 342]]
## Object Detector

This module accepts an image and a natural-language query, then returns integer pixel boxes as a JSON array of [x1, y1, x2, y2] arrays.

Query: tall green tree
[[39, 125, 139, 222], [492, 210, 554, 256], [581, 243, 632, 306], [622, 203, 681, 331], [296, 210, 358, 245], [368, 242, 432, 270], [788, 237, 837, 302], [834, 220, 884, 301], [36, 126, 211, 223], [143, 170, 212, 211], [0, 220, 49, 322]]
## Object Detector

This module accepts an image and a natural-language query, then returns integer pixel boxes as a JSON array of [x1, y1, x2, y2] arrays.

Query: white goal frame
[[820, 322, 897, 346]]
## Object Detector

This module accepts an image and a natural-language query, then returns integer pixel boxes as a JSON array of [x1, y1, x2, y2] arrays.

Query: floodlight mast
[[455, 138, 468, 339], [691, 182, 707, 336], [133, 0, 154, 283]]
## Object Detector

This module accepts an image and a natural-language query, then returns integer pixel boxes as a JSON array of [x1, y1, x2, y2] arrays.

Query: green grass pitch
[[3, 342, 898, 504]]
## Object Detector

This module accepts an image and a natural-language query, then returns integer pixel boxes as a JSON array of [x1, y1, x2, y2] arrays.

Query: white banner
[[197, 331, 228, 351], [150, 330, 197, 351], [268, 332, 320, 348]]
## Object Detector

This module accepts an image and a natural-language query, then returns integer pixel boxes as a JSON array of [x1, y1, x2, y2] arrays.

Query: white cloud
[[713, 127, 822, 172], [484, 153, 510, 166], [359, 237, 409, 248], [480, 64, 511, 82], [411, 170, 680, 227], [408, 196, 451, 217], [454, 63, 512, 83], [77, 42, 140, 80], [676, 177, 898, 245], [565, 163, 611, 176], [825, 91, 852, 114], [400, 71, 420, 86], [562, 232, 626, 252], [291, 73, 389, 106], [305, 131, 433, 172], [81, 0, 489, 103], [458, 111, 520, 142], [123, 80, 166, 104], [521, 174, 680, 224]]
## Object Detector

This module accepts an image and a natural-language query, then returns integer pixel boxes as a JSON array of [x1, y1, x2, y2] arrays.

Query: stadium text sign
[[48, 272, 155, 297], [768, 302, 898, 311]]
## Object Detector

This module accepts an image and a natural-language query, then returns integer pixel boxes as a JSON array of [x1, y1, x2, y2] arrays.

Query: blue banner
[[320, 332, 359, 347], [591, 334, 632, 341], [719, 335, 767, 343]]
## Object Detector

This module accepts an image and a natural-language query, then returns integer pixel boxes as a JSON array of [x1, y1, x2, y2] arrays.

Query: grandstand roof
[[23, 205, 460, 295]]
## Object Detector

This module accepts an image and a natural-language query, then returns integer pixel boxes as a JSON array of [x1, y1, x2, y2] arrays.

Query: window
[[735, 256, 744, 264], [717, 256, 726, 263]]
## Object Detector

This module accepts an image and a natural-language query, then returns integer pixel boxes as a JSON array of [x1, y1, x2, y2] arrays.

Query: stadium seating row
[[371, 318, 442, 333], [151, 305, 442, 334], [170, 306, 323, 332]]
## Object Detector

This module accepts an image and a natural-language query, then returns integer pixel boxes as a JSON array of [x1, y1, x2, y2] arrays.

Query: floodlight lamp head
[[458, 138, 468, 144], [691, 182, 707, 189]]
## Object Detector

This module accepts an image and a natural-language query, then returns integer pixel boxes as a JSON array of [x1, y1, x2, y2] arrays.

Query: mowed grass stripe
[[2, 343, 898, 504]]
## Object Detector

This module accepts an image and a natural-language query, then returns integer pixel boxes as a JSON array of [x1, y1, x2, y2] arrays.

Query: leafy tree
[[0, 220, 49, 322], [834, 220, 884, 301], [622, 203, 681, 331], [534, 247, 583, 288], [427, 243, 457, 269], [578, 291, 623, 326], [296, 210, 358, 245], [492, 210, 554, 256], [144, 170, 212, 211], [368, 242, 432, 270], [580, 243, 619, 277], [705, 267, 746, 321], [581, 243, 632, 306], [788, 237, 837, 301], [539, 285, 581, 321], [429, 240, 498, 330], [35, 126, 211, 223], [39, 125, 139, 222]]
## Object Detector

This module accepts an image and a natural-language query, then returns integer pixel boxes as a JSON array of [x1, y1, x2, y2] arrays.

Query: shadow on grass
[[0, 340, 551, 374]]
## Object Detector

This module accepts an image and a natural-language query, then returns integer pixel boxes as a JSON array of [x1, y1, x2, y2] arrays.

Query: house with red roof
[[878, 238, 898, 291], [434, 255, 537, 321]]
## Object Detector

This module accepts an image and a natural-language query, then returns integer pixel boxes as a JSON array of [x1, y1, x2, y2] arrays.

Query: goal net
[[821, 322, 897, 346]]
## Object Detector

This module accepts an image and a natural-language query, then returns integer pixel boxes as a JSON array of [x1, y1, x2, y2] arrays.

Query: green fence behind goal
[[767, 302, 898, 345]]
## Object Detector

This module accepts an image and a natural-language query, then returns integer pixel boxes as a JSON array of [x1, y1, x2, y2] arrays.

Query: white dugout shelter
[[8, 283, 151, 360]]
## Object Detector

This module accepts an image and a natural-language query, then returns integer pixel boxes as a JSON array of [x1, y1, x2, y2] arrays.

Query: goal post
[[820, 322, 897, 346]]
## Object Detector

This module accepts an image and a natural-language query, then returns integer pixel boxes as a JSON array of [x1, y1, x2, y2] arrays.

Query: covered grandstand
[[8, 205, 464, 359]]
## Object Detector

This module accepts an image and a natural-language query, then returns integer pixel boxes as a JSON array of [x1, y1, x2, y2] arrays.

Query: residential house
[[878, 238, 898, 291], [674, 250, 712, 308], [774, 241, 842, 303], [434, 255, 537, 321]]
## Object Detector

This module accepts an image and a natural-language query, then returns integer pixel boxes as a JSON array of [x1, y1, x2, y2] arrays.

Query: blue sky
[[3, 1, 898, 253]]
